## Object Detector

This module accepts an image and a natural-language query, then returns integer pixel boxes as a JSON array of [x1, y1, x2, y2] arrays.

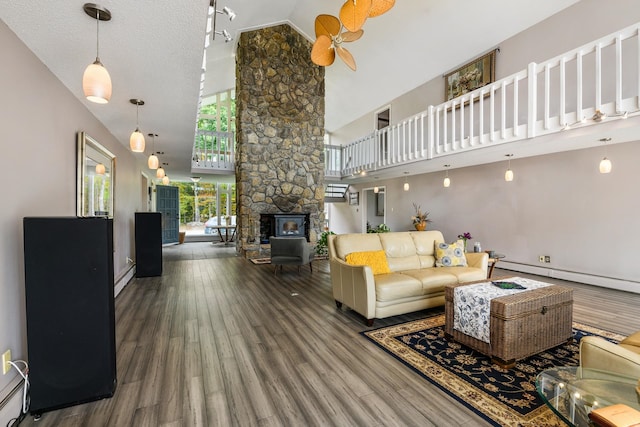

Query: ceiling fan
[[311, 0, 395, 71], [311, 14, 363, 71]]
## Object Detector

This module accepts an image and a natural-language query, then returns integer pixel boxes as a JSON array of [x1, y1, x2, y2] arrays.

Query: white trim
[[498, 261, 640, 295], [114, 264, 136, 298]]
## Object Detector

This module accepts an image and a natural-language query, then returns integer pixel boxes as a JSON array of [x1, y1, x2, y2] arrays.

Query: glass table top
[[536, 366, 640, 427]]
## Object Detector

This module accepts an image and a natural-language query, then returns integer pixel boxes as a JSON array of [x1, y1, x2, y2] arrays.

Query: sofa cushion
[[345, 250, 391, 275], [621, 331, 640, 348], [436, 266, 486, 282], [334, 233, 384, 260], [374, 273, 423, 301], [401, 269, 457, 294], [410, 230, 444, 268], [435, 240, 468, 267], [379, 232, 420, 271]]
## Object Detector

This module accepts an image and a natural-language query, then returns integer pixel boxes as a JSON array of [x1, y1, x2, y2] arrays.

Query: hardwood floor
[[20, 242, 640, 426]]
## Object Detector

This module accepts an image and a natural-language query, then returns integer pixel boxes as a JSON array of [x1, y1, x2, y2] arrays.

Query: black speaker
[[23, 217, 117, 415], [135, 212, 162, 277]]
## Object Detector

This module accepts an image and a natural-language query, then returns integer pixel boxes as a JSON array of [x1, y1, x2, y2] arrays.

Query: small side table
[[487, 253, 505, 278]]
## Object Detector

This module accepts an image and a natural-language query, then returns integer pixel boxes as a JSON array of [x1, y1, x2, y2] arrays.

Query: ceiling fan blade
[[315, 14, 341, 38], [311, 35, 336, 67], [369, 0, 395, 17], [341, 29, 364, 43], [336, 46, 357, 71], [339, 0, 372, 32]]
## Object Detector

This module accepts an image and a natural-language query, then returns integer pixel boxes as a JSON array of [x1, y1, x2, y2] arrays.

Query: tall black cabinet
[[135, 212, 162, 277], [23, 217, 117, 416]]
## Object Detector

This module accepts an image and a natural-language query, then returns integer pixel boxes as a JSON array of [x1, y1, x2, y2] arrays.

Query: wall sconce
[[129, 99, 145, 152], [599, 137, 612, 174], [504, 154, 514, 182], [403, 172, 410, 191], [82, 3, 112, 104], [443, 164, 451, 188], [147, 133, 159, 170]]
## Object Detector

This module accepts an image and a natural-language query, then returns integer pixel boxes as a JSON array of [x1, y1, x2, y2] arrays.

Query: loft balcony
[[193, 22, 640, 181]]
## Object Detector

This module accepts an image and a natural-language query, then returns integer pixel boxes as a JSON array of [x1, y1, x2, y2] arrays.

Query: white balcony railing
[[191, 130, 235, 172], [327, 22, 640, 178]]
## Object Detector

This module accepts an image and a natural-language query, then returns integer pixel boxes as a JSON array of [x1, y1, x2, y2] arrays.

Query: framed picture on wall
[[349, 192, 359, 205], [444, 49, 497, 101]]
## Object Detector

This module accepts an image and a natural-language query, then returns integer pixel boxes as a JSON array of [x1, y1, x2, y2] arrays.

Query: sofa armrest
[[329, 257, 377, 320], [465, 252, 488, 276], [580, 336, 640, 379]]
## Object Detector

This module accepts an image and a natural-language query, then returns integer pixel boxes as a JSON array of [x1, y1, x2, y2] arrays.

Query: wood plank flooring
[[20, 242, 640, 426]]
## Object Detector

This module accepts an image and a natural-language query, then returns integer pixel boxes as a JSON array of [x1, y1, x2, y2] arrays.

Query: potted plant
[[412, 203, 432, 231], [315, 230, 335, 257]]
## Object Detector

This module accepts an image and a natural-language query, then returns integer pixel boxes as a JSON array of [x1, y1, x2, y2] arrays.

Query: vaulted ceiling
[[1, 0, 579, 181]]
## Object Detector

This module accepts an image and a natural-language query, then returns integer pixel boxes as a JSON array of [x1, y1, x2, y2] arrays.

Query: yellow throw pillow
[[345, 250, 391, 275], [435, 240, 468, 267]]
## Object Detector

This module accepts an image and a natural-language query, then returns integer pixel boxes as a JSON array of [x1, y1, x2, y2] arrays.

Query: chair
[[269, 236, 313, 275], [579, 331, 640, 379]]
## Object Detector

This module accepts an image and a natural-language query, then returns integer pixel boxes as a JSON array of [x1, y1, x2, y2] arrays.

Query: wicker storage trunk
[[445, 281, 573, 367]]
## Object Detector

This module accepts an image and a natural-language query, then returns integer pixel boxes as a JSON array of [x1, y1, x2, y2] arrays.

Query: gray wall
[[0, 20, 142, 420]]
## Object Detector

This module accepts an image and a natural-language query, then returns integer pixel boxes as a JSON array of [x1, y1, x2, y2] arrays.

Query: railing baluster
[[428, 106, 434, 159], [560, 57, 566, 127], [443, 105, 448, 152], [544, 63, 550, 130], [501, 81, 507, 139], [616, 34, 622, 112], [513, 75, 519, 137], [479, 90, 484, 144], [460, 97, 466, 148], [527, 62, 537, 138], [490, 85, 495, 142], [595, 43, 602, 110], [577, 51, 583, 120]]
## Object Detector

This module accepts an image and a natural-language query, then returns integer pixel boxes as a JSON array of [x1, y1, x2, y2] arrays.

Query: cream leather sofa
[[328, 231, 488, 326]]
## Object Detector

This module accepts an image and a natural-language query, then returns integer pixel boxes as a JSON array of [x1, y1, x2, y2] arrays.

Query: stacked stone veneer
[[235, 24, 325, 255]]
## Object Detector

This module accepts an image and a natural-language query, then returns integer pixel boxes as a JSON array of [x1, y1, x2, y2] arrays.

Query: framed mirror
[[77, 132, 116, 217]]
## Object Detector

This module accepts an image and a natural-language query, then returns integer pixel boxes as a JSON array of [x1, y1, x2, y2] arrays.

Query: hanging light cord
[[136, 103, 140, 131]]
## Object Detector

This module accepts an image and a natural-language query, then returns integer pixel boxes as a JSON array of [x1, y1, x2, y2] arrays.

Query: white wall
[[0, 21, 142, 422]]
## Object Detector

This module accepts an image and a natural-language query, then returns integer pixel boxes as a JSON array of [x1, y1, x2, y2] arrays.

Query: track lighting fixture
[[504, 154, 514, 182], [215, 29, 233, 42], [129, 99, 145, 152], [210, 0, 236, 42], [82, 3, 112, 104], [218, 6, 236, 21]]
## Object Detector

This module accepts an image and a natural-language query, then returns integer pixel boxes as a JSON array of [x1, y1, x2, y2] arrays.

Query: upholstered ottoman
[[444, 278, 573, 367]]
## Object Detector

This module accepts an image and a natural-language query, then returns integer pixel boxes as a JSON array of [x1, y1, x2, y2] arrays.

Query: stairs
[[325, 183, 349, 203]]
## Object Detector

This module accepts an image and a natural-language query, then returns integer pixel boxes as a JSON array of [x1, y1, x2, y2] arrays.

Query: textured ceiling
[[1, 0, 580, 181]]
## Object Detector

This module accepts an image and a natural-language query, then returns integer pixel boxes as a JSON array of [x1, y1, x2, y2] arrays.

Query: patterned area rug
[[362, 315, 624, 427]]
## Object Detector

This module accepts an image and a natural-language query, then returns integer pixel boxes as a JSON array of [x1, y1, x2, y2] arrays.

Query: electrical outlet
[[544, 255, 551, 263], [2, 349, 11, 375], [539, 256, 545, 262]]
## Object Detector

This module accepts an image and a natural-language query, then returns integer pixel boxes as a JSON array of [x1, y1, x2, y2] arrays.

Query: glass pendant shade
[[403, 182, 409, 191], [373, 186, 379, 193], [443, 177, 450, 187], [505, 169, 514, 182], [599, 157, 612, 174], [148, 154, 159, 169], [130, 129, 145, 152], [156, 167, 165, 179], [95, 163, 106, 175], [83, 60, 112, 104], [162, 175, 170, 185]]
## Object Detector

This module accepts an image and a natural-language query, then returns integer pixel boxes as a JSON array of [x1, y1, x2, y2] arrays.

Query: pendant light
[[443, 165, 451, 188], [129, 99, 145, 152], [82, 4, 112, 104], [147, 133, 159, 169], [156, 164, 166, 179], [162, 175, 170, 185], [403, 172, 410, 191], [95, 163, 106, 175], [504, 154, 514, 182], [599, 137, 612, 174]]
